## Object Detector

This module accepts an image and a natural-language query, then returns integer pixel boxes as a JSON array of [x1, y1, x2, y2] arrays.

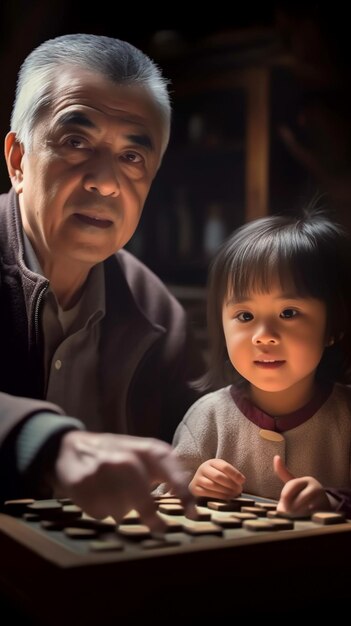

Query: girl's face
[[222, 279, 329, 412]]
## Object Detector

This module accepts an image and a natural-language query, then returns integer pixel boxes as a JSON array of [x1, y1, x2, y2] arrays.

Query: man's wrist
[[15, 413, 84, 496]]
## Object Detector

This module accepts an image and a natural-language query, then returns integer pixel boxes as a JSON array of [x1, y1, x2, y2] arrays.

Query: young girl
[[161, 209, 351, 517]]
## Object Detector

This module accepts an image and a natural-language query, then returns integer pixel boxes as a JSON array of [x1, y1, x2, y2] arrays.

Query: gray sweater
[[165, 384, 351, 500]]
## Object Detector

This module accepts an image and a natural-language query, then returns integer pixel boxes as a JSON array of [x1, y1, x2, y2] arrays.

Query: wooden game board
[[0, 494, 350, 623]]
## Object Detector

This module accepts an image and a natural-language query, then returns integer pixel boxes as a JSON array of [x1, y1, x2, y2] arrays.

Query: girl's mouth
[[254, 360, 286, 369]]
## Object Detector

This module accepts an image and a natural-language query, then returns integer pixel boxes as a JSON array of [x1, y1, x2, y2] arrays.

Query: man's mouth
[[74, 213, 113, 229]]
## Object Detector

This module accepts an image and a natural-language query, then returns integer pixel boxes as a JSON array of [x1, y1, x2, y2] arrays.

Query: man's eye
[[236, 311, 253, 322], [121, 152, 143, 163], [281, 308, 297, 319], [66, 137, 88, 149]]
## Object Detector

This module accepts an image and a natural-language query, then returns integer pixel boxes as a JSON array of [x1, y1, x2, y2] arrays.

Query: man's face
[[8, 66, 165, 270]]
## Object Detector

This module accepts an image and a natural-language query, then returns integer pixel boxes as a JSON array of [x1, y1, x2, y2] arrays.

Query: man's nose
[[83, 153, 120, 197]]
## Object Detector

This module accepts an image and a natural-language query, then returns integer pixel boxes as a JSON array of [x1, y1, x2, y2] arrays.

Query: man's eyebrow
[[54, 113, 154, 150], [126, 133, 153, 150], [56, 112, 97, 129]]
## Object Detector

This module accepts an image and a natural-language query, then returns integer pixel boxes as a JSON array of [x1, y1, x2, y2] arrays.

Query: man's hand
[[274, 455, 331, 517], [53, 431, 194, 531], [189, 458, 245, 499]]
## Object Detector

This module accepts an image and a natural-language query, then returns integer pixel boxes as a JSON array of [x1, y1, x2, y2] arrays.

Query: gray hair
[[11, 33, 171, 153]]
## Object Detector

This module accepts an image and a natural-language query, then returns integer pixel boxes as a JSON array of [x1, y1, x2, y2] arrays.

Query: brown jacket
[[0, 189, 205, 447]]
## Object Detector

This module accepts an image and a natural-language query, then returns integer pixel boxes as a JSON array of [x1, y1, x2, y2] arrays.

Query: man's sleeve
[[0, 393, 83, 502], [325, 488, 351, 517]]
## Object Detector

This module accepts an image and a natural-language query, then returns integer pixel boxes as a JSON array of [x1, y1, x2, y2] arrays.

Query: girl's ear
[[4, 132, 25, 193]]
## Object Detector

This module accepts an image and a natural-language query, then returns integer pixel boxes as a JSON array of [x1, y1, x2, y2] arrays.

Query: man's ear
[[4, 132, 25, 193]]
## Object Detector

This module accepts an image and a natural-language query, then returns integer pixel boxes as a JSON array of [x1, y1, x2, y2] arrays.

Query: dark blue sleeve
[[326, 488, 351, 517], [0, 412, 83, 503]]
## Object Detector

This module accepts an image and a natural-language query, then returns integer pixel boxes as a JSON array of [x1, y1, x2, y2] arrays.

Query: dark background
[[1, 3, 350, 195], [0, 1, 277, 188], [1, 1, 351, 286]]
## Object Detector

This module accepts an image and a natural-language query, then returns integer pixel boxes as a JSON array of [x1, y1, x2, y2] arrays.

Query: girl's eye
[[280, 308, 298, 319], [236, 311, 253, 322]]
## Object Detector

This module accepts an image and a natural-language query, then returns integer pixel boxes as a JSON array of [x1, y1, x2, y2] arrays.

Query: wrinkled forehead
[[39, 66, 168, 155]]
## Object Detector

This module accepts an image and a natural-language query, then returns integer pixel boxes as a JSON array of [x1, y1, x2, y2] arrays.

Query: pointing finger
[[273, 455, 295, 484]]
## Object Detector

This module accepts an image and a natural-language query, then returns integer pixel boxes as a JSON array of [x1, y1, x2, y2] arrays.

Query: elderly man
[[0, 34, 204, 524]]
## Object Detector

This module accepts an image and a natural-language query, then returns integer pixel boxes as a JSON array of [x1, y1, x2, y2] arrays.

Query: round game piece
[[64, 527, 99, 538], [89, 540, 124, 552], [158, 504, 184, 515], [117, 524, 151, 539], [311, 512, 346, 525], [243, 519, 276, 531], [210, 513, 242, 528], [269, 518, 294, 530], [4, 499, 35, 516]]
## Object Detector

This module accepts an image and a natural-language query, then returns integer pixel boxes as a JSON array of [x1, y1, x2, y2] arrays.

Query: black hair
[[199, 208, 351, 390]]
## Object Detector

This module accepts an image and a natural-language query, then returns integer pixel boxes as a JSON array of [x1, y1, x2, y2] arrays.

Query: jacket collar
[[1, 189, 165, 427]]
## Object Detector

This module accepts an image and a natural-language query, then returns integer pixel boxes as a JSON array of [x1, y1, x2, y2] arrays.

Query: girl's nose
[[252, 324, 280, 345]]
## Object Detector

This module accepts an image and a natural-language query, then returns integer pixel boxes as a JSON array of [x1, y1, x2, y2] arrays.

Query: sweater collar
[[230, 383, 333, 432]]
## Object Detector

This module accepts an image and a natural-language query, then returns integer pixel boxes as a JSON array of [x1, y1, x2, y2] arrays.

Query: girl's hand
[[189, 458, 245, 499], [273, 455, 331, 517]]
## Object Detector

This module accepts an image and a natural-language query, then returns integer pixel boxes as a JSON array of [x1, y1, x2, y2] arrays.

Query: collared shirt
[[23, 232, 105, 431]]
